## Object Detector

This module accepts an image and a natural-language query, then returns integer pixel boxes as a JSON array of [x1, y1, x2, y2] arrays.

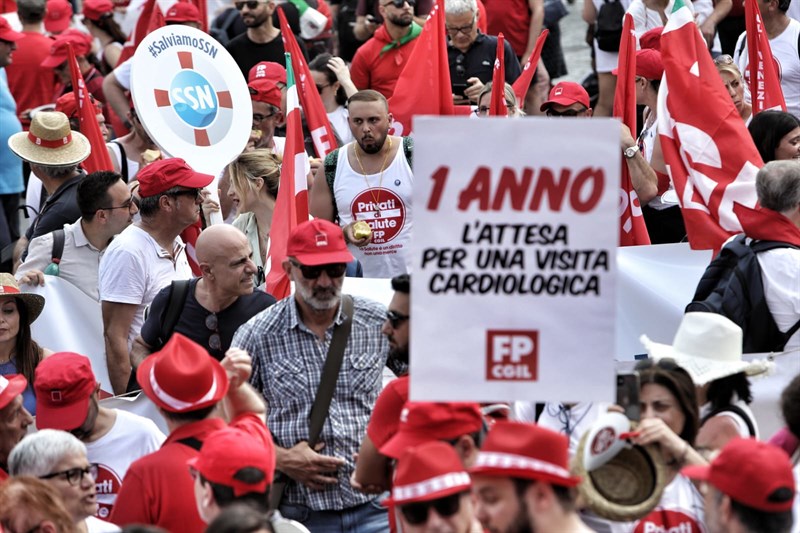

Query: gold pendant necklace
[[354, 136, 392, 218]]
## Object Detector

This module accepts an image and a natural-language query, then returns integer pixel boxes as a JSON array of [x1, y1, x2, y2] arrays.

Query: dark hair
[[748, 111, 800, 163], [512, 478, 576, 512], [635, 358, 700, 445], [346, 89, 389, 110], [137, 185, 187, 217], [714, 490, 794, 533], [161, 404, 217, 423], [780, 373, 800, 439], [9, 298, 44, 387], [308, 53, 347, 107], [200, 471, 270, 511], [87, 13, 127, 45], [78, 171, 124, 220], [706, 372, 752, 411], [205, 503, 274, 533], [777, 0, 790, 12], [391, 274, 409, 294], [17, 0, 45, 24], [648, 79, 661, 93]]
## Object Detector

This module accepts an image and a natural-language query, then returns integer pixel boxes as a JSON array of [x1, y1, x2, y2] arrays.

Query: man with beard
[[350, 0, 421, 98], [310, 90, 413, 278], [232, 219, 405, 532], [225, 0, 286, 80]]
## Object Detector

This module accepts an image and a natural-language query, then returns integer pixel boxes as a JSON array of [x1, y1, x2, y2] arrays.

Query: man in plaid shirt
[[233, 219, 405, 532]]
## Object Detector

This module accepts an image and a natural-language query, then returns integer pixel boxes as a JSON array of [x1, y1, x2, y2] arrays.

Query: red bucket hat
[[470, 420, 581, 487], [138, 333, 229, 413], [45, 0, 74, 34], [540, 81, 590, 112], [248, 79, 282, 109], [248, 61, 287, 85], [385, 441, 472, 506], [379, 402, 484, 460], [287, 219, 354, 266], [0, 374, 28, 411], [136, 157, 214, 198], [165, 1, 201, 23], [683, 438, 796, 513], [41, 34, 92, 68], [34, 352, 97, 431]]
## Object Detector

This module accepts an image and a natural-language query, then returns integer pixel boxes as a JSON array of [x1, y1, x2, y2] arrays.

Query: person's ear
[[200, 262, 213, 279], [282, 259, 293, 277]]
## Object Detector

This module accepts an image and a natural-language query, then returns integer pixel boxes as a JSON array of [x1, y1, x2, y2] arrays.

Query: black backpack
[[595, 0, 625, 52], [686, 234, 800, 353]]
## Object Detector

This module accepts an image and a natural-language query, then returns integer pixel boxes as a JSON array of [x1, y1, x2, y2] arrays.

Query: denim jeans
[[279, 498, 389, 533]]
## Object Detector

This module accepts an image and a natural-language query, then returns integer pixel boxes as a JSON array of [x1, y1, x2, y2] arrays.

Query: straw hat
[[0, 273, 45, 324], [641, 312, 770, 386], [7, 111, 90, 166]]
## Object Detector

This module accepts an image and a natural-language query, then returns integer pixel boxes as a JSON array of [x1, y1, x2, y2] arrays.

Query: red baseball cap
[[0, 374, 27, 411], [165, 1, 201, 23], [682, 438, 796, 512], [639, 26, 663, 51], [612, 49, 663, 80], [385, 441, 472, 506], [379, 402, 484, 460], [0, 18, 24, 42], [366, 375, 409, 449], [248, 79, 282, 109], [55, 92, 103, 119], [138, 333, 229, 413], [82, 0, 114, 20], [136, 157, 214, 197], [41, 34, 92, 68], [470, 420, 581, 487], [287, 219, 354, 266], [248, 61, 287, 85], [540, 81, 591, 112], [188, 423, 276, 496], [45, 0, 73, 34], [34, 352, 96, 431]]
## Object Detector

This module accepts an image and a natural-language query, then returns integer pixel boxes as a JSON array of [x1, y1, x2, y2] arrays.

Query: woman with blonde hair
[[227, 150, 281, 287], [475, 82, 525, 117], [714, 55, 752, 125]]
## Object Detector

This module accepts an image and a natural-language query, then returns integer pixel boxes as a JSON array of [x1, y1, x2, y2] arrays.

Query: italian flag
[[265, 53, 310, 299]]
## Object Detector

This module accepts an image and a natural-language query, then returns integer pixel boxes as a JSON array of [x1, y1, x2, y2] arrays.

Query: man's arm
[[621, 124, 658, 204], [219, 347, 267, 423], [15, 231, 52, 282], [276, 441, 346, 490], [523, 0, 545, 60], [12, 236, 28, 273], [102, 71, 132, 129], [310, 162, 336, 221], [130, 335, 154, 371], [102, 301, 139, 394]]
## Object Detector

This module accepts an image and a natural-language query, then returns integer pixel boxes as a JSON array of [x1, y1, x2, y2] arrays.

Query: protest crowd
[[0, 0, 799, 529]]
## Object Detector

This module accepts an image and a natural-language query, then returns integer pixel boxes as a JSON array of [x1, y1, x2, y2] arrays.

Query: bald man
[[131, 225, 276, 366]]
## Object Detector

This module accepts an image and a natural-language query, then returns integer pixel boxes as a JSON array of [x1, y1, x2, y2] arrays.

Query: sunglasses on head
[[386, 310, 409, 328], [400, 492, 463, 525], [290, 260, 347, 279]]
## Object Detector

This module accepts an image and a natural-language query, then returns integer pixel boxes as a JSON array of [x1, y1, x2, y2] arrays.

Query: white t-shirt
[[86, 409, 166, 520], [85, 516, 120, 533], [609, 475, 706, 533], [98, 224, 192, 347], [757, 247, 800, 351], [533, 402, 606, 457], [328, 106, 354, 145]]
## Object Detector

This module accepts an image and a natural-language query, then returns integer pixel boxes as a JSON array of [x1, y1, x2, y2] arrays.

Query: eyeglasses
[[234, 0, 266, 9], [289, 259, 347, 280], [315, 84, 330, 93], [714, 54, 734, 66], [205, 313, 221, 352], [252, 111, 277, 123], [400, 492, 463, 525], [386, 310, 409, 328], [545, 107, 587, 117], [446, 16, 475, 35], [40, 464, 99, 486], [167, 188, 203, 200], [476, 104, 515, 116], [381, 0, 415, 6], [99, 195, 136, 211]]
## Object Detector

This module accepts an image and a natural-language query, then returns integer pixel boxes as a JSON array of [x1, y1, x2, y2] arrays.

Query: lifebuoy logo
[[591, 427, 616, 455], [170, 70, 218, 128], [486, 330, 538, 381]]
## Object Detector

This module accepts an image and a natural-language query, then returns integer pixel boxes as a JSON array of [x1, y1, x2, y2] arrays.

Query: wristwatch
[[623, 145, 640, 159]]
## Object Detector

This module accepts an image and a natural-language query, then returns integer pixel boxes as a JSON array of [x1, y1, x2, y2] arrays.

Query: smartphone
[[452, 82, 468, 98], [616, 372, 640, 422]]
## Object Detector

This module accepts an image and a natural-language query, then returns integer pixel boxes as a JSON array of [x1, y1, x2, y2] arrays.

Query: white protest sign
[[411, 117, 620, 403]]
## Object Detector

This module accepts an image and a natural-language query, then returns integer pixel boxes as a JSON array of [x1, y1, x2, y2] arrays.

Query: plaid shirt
[[233, 294, 404, 511]]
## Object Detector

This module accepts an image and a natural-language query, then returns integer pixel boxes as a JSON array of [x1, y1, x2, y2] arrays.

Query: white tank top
[[334, 140, 413, 278]]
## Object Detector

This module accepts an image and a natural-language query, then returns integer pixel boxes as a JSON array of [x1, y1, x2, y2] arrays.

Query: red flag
[[613, 14, 650, 246], [117, 0, 165, 65], [657, 0, 760, 252], [180, 220, 203, 276], [744, 0, 786, 114], [277, 7, 337, 157], [387, 0, 453, 136], [265, 54, 310, 299], [67, 43, 113, 174], [489, 33, 507, 116], [511, 29, 548, 104]]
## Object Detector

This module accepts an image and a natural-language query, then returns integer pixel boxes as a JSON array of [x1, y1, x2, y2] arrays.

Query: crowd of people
[[0, 0, 799, 531]]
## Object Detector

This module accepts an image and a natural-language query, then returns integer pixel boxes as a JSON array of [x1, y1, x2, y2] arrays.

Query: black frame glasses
[[386, 310, 409, 328], [252, 111, 277, 123], [40, 464, 99, 486], [234, 0, 265, 9], [446, 16, 475, 35], [289, 260, 347, 280], [205, 313, 222, 352], [399, 492, 462, 525], [382, 0, 415, 6], [99, 195, 136, 211]]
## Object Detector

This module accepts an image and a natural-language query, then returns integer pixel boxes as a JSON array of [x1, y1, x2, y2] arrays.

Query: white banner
[[410, 117, 620, 403]]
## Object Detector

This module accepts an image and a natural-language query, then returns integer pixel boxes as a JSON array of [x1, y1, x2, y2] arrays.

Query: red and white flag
[[489, 33, 507, 116], [388, 0, 453, 135], [277, 7, 337, 157], [657, 0, 760, 252], [744, 0, 786, 114], [265, 53, 310, 299], [613, 14, 650, 246], [511, 29, 548, 104]]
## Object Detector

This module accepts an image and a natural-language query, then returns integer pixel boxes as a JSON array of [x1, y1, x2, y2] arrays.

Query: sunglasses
[[400, 492, 462, 525], [290, 260, 347, 280], [205, 313, 221, 351], [235, 0, 266, 9], [40, 464, 99, 486], [386, 310, 409, 328], [382, 0, 416, 6], [252, 111, 277, 123], [545, 108, 586, 117], [167, 188, 203, 200]]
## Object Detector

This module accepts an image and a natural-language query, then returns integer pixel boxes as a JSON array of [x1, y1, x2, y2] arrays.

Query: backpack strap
[[110, 140, 129, 182], [158, 279, 192, 346], [324, 147, 341, 224], [43, 229, 65, 277], [702, 404, 756, 437]]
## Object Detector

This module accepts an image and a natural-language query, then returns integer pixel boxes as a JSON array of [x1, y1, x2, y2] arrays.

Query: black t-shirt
[[26, 172, 83, 242], [140, 278, 277, 360], [447, 32, 522, 91], [226, 32, 287, 80]]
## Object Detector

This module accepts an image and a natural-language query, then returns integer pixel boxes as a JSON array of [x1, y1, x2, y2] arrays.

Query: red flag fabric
[[734, 203, 800, 247], [489, 33, 507, 116], [387, 0, 453, 136], [744, 0, 786, 114], [265, 54, 310, 299], [180, 220, 203, 276], [67, 43, 113, 174], [657, 0, 760, 252], [613, 14, 650, 246], [117, 0, 164, 65], [277, 7, 337, 157], [511, 29, 548, 104]]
